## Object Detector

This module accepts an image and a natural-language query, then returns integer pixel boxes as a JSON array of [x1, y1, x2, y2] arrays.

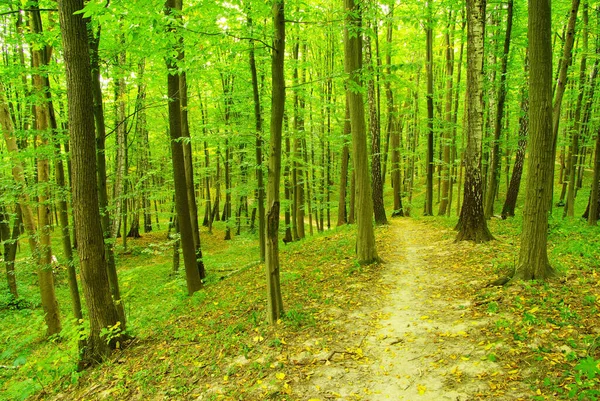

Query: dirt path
[[297, 218, 526, 401]]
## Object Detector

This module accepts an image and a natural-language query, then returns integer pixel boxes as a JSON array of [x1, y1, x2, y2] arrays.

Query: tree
[[165, 0, 203, 295], [344, 0, 379, 263], [424, 0, 434, 216], [57, 0, 124, 364], [514, 0, 554, 280], [265, 0, 285, 324], [455, 0, 493, 243]]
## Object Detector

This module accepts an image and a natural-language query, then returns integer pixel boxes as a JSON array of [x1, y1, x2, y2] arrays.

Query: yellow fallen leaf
[[417, 384, 427, 395], [276, 372, 286, 380]]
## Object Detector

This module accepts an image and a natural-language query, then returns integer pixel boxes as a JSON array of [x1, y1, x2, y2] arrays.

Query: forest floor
[[293, 218, 530, 401], [5, 215, 597, 401]]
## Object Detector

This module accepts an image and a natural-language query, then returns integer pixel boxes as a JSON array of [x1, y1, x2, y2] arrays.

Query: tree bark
[[484, 0, 513, 218], [425, 1, 434, 216], [344, 0, 379, 263], [456, 0, 493, 242], [515, 0, 554, 280], [57, 0, 124, 365], [165, 0, 203, 295], [265, 0, 285, 324]]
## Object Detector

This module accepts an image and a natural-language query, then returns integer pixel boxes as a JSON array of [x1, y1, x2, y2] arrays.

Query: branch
[[180, 27, 274, 51], [0, 8, 57, 16]]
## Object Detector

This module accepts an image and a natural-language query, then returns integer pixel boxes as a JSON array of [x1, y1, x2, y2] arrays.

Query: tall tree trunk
[[424, 0, 434, 216], [515, 0, 554, 280], [88, 27, 125, 327], [337, 98, 351, 226], [501, 59, 529, 219], [439, 12, 455, 216], [565, 2, 588, 218], [29, 5, 62, 335], [0, 206, 19, 298], [484, 0, 513, 218], [248, 20, 265, 259], [365, 31, 387, 225], [549, 0, 581, 210], [344, 0, 379, 263], [456, 0, 493, 242], [265, 0, 285, 324], [57, 0, 124, 365], [165, 0, 203, 295]]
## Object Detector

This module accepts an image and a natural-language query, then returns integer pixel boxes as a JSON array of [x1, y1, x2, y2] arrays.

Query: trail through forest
[[296, 219, 527, 401]]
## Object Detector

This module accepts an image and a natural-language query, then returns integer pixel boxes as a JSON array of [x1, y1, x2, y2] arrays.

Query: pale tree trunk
[[165, 0, 202, 295], [292, 43, 306, 239], [29, 6, 62, 335], [266, 0, 285, 324], [57, 0, 124, 365], [111, 44, 127, 247], [344, 0, 379, 263], [484, 0, 513, 218], [515, 0, 554, 280], [438, 12, 455, 216], [587, 127, 600, 225], [456, 0, 493, 242]]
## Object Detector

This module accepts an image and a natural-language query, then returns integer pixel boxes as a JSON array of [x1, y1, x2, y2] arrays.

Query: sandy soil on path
[[296, 218, 527, 401]]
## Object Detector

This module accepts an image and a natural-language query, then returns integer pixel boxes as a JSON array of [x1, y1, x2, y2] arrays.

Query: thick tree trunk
[[515, 0, 554, 279], [0, 206, 19, 298], [344, 0, 379, 263], [484, 0, 513, 218], [456, 0, 493, 242], [58, 0, 124, 365], [266, 0, 285, 324], [165, 0, 203, 295]]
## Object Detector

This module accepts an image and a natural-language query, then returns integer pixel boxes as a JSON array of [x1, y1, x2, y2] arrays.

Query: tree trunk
[[165, 0, 203, 295], [248, 23, 265, 259], [266, 0, 285, 324], [0, 206, 19, 298], [456, 0, 493, 242], [501, 61, 529, 219], [58, 0, 124, 365], [344, 0, 379, 263], [425, 1, 434, 216], [515, 0, 554, 280], [439, 12, 455, 216], [365, 32, 387, 225], [337, 98, 351, 226], [587, 127, 600, 225], [484, 0, 513, 218]]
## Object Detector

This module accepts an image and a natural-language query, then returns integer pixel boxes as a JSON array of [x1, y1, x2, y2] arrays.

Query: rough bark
[[515, 0, 555, 280], [58, 0, 124, 365], [344, 0, 379, 263], [165, 0, 203, 295], [456, 0, 493, 242], [266, 0, 285, 324], [484, 0, 513, 218]]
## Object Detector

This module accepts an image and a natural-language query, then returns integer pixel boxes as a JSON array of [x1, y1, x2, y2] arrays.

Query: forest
[[0, 0, 599, 399]]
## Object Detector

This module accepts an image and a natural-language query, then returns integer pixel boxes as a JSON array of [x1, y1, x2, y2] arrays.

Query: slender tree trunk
[[456, 0, 493, 242], [165, 0, 202, 295], [425, 1, 434, 216], [0, 206, 19, 298], [248, 23, 265, 259], [565, 2, 588, 218], [587, 127, 600, 225], [515, 0, 554, 280], [337, 98, 351, 226], [439, 13, 455, 216], [344, 0, 379, 263], [484, 0, 513, 218], [265, 0, 285, 324]]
